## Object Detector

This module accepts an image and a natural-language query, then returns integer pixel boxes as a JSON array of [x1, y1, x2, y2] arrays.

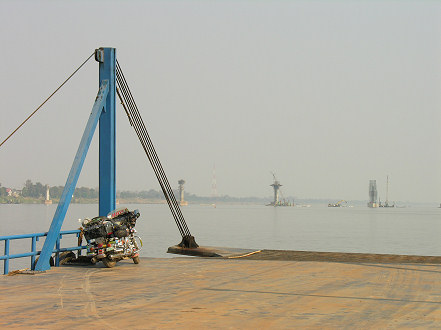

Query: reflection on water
[[1, 204, 441, 271]]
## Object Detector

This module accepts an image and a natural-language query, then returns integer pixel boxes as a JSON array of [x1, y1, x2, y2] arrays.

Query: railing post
[[77, 232, 82, 256], [55, 236, 61, 267], [31, 236, 37, 270], [4, 239, 9, 275]]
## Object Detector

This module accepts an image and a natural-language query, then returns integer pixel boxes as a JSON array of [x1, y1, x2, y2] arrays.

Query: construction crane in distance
[[267, 172, 294, 207]]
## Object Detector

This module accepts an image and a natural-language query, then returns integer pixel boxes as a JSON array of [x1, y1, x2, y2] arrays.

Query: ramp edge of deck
[[168, 246, 441, 264]]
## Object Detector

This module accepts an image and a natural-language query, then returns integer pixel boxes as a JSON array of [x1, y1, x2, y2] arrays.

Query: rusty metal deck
[[2, 256, 441, 328]]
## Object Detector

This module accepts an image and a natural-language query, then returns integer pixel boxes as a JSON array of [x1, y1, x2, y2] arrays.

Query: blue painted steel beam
[[98, 48, 116, 216], [2, 246, 88, 275], [35, 80, 109, 271], [31, 236, 36, 270], [4, 240, 9, 274], [0, 246, 88, 261], [1, 231, 85, 274], [0, 229, 82, 241]]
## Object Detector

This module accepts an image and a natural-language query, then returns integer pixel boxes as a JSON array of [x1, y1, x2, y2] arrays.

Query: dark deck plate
[[167, 245, 261, 258], [168, 246, 441, 264]]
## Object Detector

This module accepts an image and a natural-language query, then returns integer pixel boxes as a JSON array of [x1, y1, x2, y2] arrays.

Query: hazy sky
[[1, 1, 440, 203]]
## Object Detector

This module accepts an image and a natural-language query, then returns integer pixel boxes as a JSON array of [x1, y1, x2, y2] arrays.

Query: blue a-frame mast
[[35, 48, 116, 271], [98, 48, 116, 216]]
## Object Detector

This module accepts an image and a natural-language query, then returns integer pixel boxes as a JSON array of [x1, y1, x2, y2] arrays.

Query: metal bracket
[[95, 48, 104, 63]]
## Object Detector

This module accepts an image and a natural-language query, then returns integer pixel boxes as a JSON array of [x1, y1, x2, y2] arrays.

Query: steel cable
[[116, 79, 191, 237], [117, 80, 191, 237], [116, 77, 184, 236], [115, 69, 187, 237], [115, 61, 194, 239], [0, 53, 95, 149], [117, 84, 186, 236]]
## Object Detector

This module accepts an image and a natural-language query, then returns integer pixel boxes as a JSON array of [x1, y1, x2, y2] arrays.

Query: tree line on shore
[[0, 179, 270, 204], [0, 180, 98, 201]]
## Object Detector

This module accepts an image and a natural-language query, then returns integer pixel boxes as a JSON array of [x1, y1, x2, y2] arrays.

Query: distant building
[[368, 180, 378, 208], [178, 180, 188, 206], [44, 185, 52, 205]]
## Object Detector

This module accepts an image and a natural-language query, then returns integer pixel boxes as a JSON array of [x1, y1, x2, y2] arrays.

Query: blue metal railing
[[0, 230, 87, 275]]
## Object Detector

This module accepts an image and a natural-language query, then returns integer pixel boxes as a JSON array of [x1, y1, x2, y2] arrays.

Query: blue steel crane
[[35, 48, 197, 271], [36, 48, 116, 271]]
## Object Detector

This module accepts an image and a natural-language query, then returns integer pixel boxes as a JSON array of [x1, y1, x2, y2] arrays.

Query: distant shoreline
[[0, 195, 437, 208], [0, 197, 262, 206]]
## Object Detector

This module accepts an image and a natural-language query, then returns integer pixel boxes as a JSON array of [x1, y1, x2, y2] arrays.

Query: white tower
[[44, 185, 52, 205], [178, 179, 188, 206]]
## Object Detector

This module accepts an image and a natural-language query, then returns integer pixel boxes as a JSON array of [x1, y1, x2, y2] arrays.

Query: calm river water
[[1, 203, 441, 271]]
